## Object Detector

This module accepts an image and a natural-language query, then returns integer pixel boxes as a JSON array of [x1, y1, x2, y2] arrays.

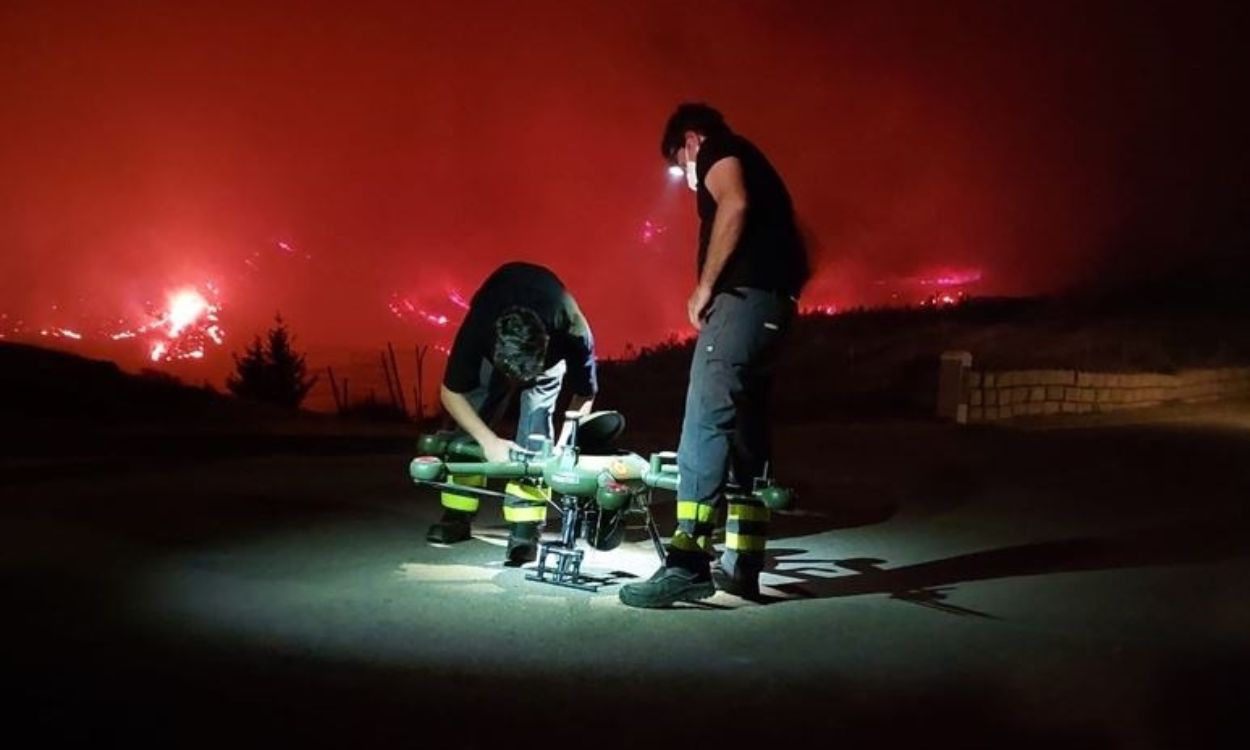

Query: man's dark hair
[[660, 102, 730, 162], [492, 306, 549, 382]]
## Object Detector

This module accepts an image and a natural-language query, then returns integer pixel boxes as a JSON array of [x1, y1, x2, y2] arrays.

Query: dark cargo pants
[[671, 287, 795, 576]]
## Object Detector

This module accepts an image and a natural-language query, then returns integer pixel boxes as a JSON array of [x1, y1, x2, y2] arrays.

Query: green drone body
[[408, 432, 792, 511], [408, 416, 794, 591], [408, 445, 671, 508]]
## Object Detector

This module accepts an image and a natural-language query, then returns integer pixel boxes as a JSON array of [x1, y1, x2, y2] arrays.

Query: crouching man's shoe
[[427, 510, 473, 544], [619, 565, 715, 608], [505, 522, 541, 566]]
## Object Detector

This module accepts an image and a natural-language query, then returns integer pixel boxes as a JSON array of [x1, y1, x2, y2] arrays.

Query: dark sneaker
[[426, 511, 473, 544], [619, 566, 715, 608], [712, 562, 761, 600], [505, 523, 540, 566]]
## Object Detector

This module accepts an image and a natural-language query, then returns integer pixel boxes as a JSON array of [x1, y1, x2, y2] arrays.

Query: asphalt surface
[[4, 402, 1250, 747]]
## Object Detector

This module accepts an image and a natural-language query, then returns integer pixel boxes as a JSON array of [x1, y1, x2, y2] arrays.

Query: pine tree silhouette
[[226, 314, 318, 408]]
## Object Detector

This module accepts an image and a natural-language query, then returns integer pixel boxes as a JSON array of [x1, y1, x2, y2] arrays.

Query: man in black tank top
[[621, 103, 809, 608]]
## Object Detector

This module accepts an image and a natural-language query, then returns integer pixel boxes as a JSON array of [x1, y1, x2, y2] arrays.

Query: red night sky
[[2, 1, 1247, 408]]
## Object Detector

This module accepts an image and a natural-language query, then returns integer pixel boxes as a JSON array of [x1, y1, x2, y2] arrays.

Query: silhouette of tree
[[226, 314, 318, 408]]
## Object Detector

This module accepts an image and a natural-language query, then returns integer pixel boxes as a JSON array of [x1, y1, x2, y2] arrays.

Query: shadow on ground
[[758, 513, 1249, 615]]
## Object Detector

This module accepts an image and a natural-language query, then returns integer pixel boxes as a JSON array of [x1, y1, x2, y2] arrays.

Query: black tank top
[[696, 133, 809, 297]]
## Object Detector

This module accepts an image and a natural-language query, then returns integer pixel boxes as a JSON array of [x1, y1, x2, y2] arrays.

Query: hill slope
[[599, 295, 1250, 427]]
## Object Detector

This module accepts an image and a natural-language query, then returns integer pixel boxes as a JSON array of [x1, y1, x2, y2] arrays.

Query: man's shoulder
[[475, 262, 564, 302], [491, 261, 560, 283], [698, 132, 733, 161], [560, 292, 592, 335], [699, 133, 759, 176]]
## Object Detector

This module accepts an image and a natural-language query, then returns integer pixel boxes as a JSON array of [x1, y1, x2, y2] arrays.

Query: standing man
[[429, 261, 598, 565], [621, 103, 808, 607]]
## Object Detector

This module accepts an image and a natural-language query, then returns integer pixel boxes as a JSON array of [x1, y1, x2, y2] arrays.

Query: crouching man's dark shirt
[[443, 262, 598, 397]]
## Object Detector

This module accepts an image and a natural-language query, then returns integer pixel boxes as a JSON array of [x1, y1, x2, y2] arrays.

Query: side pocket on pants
[[703, 291, 788, 368]]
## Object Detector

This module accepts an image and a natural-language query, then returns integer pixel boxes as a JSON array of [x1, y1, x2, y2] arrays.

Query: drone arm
[[443, 459, 545, 479], [642, 472, 679, 493], [410, 454, 547, 486]]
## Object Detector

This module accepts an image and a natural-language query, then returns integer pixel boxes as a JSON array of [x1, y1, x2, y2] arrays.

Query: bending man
[[429, 261, 598, 565]]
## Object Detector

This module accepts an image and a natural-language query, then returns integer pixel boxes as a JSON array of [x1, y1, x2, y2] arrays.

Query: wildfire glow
[[920, 291, 968, 307], [389, 292, 460, 329], [95, 284, 227, 363], [145, 287, 223, 361], [641, 219, 667, 245], [38, 327, 84, 340], [387, 291, 463, 357], [917, 269, 983, 287], [167, 290, 209, 337]]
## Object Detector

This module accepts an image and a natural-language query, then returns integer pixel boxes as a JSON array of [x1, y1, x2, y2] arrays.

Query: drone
[[408, 410, 792, 591]]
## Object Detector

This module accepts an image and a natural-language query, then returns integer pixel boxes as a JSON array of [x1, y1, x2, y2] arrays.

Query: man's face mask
[[678, 140, 699, 192]]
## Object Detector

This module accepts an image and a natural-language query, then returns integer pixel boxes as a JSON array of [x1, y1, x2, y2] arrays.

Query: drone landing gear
[[527, 495, 602, 591], [525, 493, 667, 592]]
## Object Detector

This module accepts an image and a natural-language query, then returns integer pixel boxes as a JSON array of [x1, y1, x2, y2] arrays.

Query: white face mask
[[685, 160, 698, 192]]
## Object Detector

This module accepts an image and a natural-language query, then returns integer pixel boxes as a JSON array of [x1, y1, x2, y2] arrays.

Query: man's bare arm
[[699, 156, 749, 290], [688, 156, 749, 327], [440, 384, 519, 462]]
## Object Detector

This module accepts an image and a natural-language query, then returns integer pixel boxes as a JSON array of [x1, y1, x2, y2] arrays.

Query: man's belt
[[719, 286, 799, 304]]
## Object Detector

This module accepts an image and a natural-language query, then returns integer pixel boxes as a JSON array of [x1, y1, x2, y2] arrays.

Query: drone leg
[[526, 495, 597, 591], [532, 541, 550, 579], [560, 496, 579, 549]]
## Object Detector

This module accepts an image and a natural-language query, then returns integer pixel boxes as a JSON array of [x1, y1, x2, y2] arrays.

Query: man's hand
[[483, 434, 524, 463], [687, 283, 713, 330]]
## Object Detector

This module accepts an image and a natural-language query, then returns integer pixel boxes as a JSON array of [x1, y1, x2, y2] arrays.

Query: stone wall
[[934, 351, 1250, 423], [964, 367, 1250, 421]]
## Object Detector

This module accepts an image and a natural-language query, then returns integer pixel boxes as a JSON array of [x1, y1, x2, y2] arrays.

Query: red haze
[[2, 1, 1247, 406]]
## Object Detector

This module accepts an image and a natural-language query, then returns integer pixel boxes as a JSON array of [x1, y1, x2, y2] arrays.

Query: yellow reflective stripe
[[502, 504, 547, 523], [505, 482, 551, 502], [676, 501, 714, 523], [725, 532, 766, 552], [728, 503, 770, 523], [441, 492, 480, 512], [670, 530, 712, 553], [441, 474, 486, 512]]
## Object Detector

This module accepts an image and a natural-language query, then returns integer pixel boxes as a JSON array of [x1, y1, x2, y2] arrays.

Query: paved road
[[4, 404, 1249, 747]]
